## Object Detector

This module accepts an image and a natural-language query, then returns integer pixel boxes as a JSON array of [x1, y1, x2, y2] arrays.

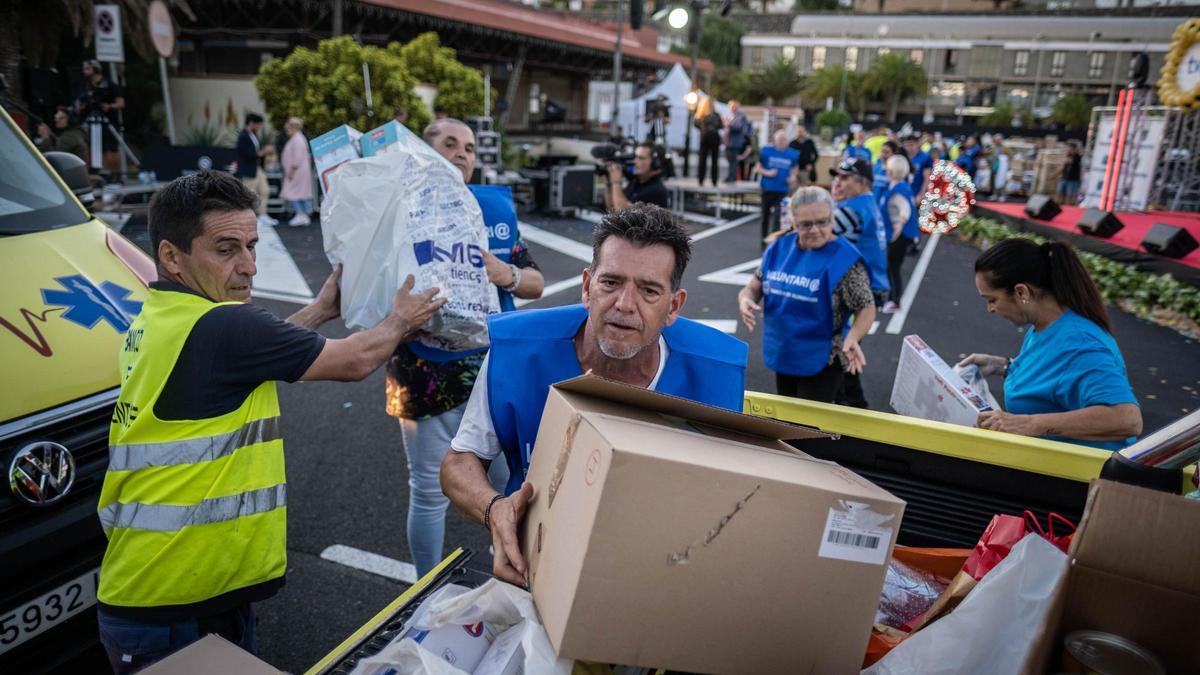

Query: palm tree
[[863, 53, 928, 123], [801, 65, 867, 119], [1051, 92, 1093, 131], [751, 58, 803, 106]]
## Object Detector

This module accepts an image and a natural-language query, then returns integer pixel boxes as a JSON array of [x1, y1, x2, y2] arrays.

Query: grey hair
[[788, 186, 836, 220], [886, 155, 910, 181], [422, 117, 471, 143]]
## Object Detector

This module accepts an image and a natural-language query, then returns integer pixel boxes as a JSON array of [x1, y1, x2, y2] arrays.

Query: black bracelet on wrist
[[483, 494, 504, 531]]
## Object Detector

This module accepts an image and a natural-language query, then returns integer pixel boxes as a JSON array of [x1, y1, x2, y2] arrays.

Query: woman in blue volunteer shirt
[[957, 239, 1142, 450], [738, 186, 877, 402]]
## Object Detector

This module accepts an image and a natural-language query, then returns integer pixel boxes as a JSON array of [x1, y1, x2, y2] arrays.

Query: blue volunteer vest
[[908, 151, 932, 195], [872, 158, 889, 200], [761, 234, 862, 377], [486, 305, 748, 495], [881, 181, 921, 241], [839, 193, 890, 293], [408, 184, 520, 363]]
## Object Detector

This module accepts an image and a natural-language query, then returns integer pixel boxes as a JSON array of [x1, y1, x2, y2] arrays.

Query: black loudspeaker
[[1142, 222, 1199, 259], [1076, 208, 1124, 238], [629, 0, 644, 30], [1024, 194, 1061, 220]]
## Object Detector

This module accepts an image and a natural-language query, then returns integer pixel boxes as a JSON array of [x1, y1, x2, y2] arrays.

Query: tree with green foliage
[[256, 37, 426, 136], [802, 65, 866, 119], [388, 33, 487, 120], [256, 33, 488, 138], [670, 14, 744, 67], [863, 53, 927, 122], [1051, 92, 1093, 131], [752, 58, 803, 106], [981, 100, 1017, 128], [710, 67, 761, 105], [815, 109, 850, 131]]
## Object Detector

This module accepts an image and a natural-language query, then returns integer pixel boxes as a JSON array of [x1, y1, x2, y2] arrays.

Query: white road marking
[[252, 222, 315, 305], [886, 232, 941, 335], [698, 258, 760, 287], [695, 319, 738, 334], [320, 544, 418, 585], [868, 321, 880, 335], [517, 222, 594, 261], [516, 275, 583, 307], [691, 213, 758, 242]]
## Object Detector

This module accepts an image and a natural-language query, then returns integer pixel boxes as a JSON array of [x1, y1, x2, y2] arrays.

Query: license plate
[[0, 568, 99, 656]]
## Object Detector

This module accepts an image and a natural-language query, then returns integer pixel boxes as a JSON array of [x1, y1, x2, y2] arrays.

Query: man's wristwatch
[[501, 264, 521, 293]]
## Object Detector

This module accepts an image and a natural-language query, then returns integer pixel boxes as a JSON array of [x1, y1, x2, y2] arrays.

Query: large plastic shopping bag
[[322, 130, 499, 351], [350, 579, 572, 675], [862, 533, 1068, 675]]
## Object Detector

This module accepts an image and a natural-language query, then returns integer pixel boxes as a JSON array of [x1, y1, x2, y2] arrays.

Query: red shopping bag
[[961, 514, 1026, 581], [1023, 510, 1076, 553]]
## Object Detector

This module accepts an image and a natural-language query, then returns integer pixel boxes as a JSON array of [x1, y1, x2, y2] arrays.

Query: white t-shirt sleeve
[[449, 337, 668, 462], [450, 353, 503, 461]]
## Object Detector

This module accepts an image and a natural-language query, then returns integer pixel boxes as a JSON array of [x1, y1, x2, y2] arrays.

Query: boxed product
[[309, 124, 362, 196], [141, 634, 282, 674], [520, 374, 906, 674], [1021, 480, 1200, 674], [360, 120, 423, 157], [890, 335, 994, 427]]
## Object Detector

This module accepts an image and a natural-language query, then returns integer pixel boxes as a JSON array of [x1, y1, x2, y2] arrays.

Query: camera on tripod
[[591, 142, 636, 177]]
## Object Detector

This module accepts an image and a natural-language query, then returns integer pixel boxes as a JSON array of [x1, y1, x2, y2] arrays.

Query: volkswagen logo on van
[[9, 442, 76, 506]]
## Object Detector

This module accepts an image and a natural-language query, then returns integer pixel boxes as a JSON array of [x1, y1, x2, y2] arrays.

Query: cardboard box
[[1021, 480, 1200, 674], [890, 335, 994, 427], [521, 375, 906, 674], [359, 119, 418, 158], [309, 124, 362, 196], [141, 634, 282, 674]]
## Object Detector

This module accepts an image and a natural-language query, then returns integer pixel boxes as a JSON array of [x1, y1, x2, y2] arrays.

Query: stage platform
[[664, 178, 760, 219], [973, 202, 1200, 287]]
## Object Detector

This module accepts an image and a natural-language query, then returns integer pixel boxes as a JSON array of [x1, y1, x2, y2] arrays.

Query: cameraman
[[72, 60, 124, 158], [604, 142, 670, 212]]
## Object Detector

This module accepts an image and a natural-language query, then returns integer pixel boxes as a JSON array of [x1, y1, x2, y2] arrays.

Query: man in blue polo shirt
[[756, 130, 800, 244], [441, 204, 748, 585]]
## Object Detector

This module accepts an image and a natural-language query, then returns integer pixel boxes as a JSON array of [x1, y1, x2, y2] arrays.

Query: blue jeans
[[399, 404, 508, 578], [97, 604, 256, 674], [287, 198, 312, 215]]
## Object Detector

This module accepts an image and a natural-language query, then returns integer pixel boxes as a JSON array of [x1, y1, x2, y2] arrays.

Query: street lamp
[[667, 7, 689, 29]]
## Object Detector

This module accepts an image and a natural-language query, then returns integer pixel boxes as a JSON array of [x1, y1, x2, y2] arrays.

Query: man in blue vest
[[441, 204, 748, 585], [902, 132, 932, 202], [831, 157, 889, 409], [386, 118, 545, 578]]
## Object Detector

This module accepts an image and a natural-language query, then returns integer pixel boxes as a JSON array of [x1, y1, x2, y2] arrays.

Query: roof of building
[[363, 0, 716, 72], [782, 13, 1180, 41]]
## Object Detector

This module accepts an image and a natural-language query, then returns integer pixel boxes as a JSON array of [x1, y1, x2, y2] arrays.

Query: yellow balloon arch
[[1158, 18, 1200, 109]]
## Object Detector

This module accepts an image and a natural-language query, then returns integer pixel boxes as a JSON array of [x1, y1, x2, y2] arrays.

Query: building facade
[[742, 14, 1180, 123]]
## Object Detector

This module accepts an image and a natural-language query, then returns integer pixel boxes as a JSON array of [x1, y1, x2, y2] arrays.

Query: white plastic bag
[[351, 579, 571, 675], [862, 534, 1068, 675], [953, 363, 1001, 411], [322, 142, 499, 351]]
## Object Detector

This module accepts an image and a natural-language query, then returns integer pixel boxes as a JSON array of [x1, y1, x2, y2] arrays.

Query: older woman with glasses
[[738, 186, 877, 402]]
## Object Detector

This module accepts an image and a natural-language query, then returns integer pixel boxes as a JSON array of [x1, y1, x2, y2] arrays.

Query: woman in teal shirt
[[958, 239, 1142, 450]]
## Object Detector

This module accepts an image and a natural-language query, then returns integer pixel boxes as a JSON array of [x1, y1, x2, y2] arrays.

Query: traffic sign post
[[94, 5, 125, 63], [149, 1, 177, 145]]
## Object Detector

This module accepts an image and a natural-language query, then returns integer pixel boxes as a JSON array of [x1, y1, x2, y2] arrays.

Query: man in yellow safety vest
[[97, 170, 445, 672]]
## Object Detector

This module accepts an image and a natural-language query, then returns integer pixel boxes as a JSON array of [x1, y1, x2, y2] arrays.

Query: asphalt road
[[96, 204, 1199, 673]]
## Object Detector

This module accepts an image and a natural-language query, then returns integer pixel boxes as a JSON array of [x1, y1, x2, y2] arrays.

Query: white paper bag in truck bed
[[321, 135, 499, 351]]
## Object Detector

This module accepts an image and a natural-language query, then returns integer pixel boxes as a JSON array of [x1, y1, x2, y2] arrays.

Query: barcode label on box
[[826, 530, 881, 549], [818, 501, 894, 566]]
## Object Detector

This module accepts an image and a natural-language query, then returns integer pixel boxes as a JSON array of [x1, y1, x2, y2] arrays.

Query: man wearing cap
[[830, 157, 889, 408], [902, 133, 933, 202]]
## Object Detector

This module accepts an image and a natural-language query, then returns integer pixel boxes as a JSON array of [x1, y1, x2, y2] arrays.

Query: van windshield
[[0, 111, 90, 235]]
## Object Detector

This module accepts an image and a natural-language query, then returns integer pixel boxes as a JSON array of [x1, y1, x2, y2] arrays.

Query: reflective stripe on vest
[[107, 416, 281, 472], [100, 483, 286, 532]]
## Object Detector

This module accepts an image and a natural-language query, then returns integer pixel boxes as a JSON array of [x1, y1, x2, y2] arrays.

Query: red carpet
[[973, 202, 1200, 286]]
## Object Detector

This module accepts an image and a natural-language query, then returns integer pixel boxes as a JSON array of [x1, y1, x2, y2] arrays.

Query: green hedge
[[956, 215, 1200, 334]]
